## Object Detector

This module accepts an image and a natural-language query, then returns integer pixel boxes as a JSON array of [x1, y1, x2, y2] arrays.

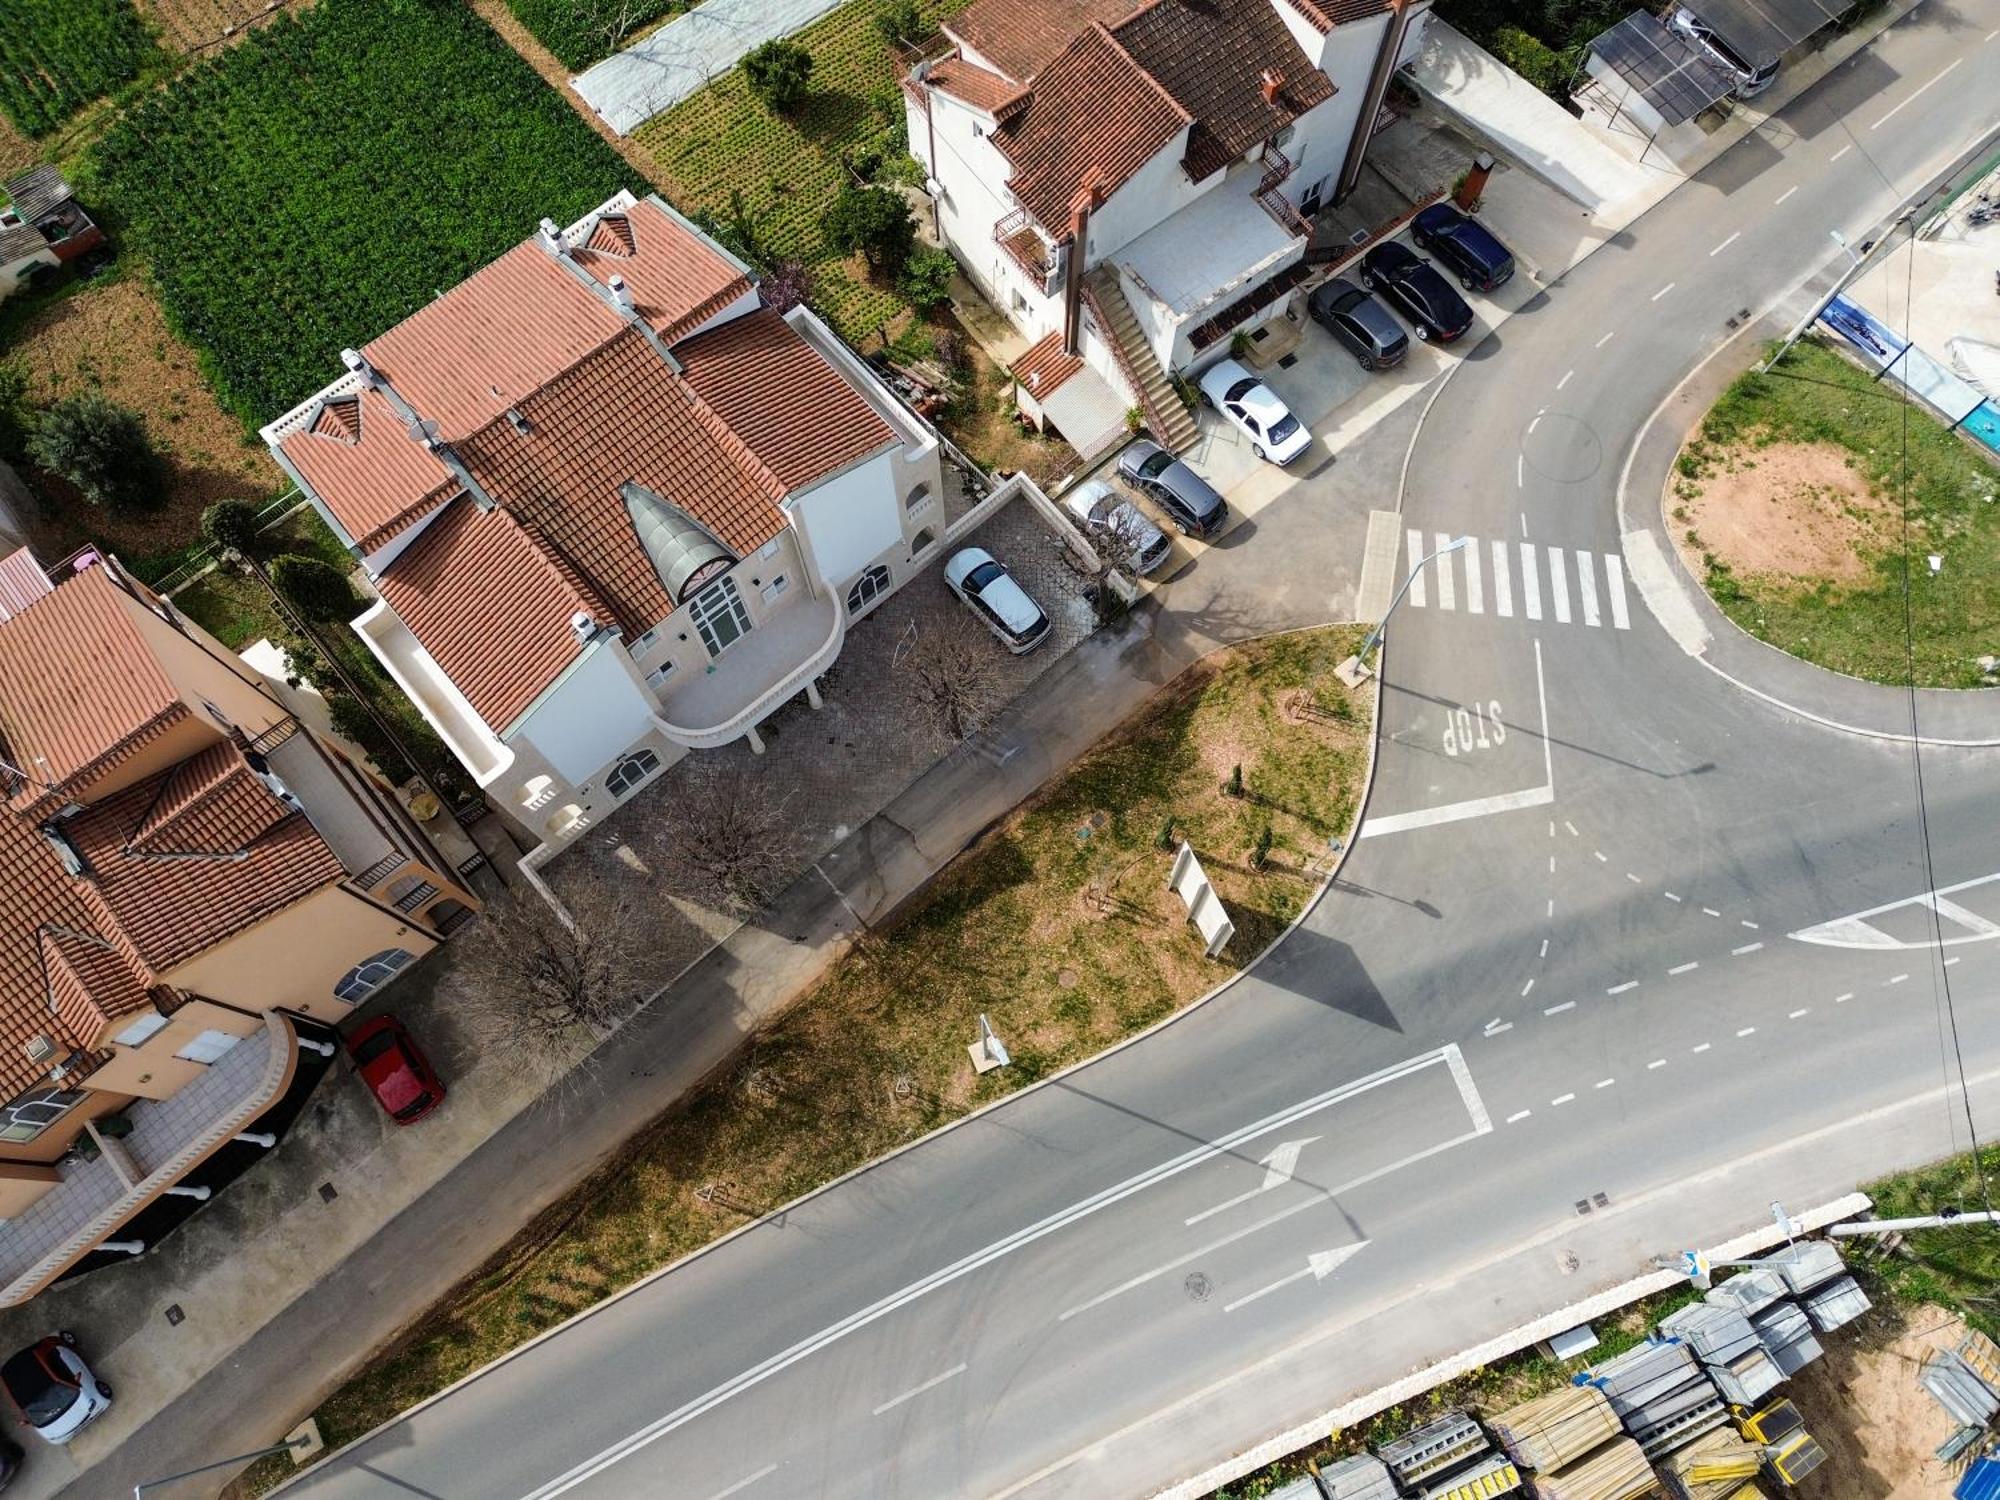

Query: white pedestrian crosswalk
[[1404, 534, 1632, 631]]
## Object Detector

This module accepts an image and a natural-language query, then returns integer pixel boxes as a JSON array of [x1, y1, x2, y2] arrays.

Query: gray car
[[1116, 440, 1227, 539], [1308, 278, 1408, 370]]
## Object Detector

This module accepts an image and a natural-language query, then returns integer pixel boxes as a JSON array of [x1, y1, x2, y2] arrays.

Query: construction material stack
[[1527, 1435, 1658, 1500], [1576, 1340, 1727, 1458], [1747, 1301, 1823, 1378], [1660, 1427, 1764, 1500], [1702, 1269, 1789, 1323], [1753, 1241, 1844, 1300], [1798, 1273, 1870, 1334], [1736, 1398, 1826, 1487], [1920, 1346, 2000, 1429], [1377, 1411, 1522, 1499], [1312, 1454, 1400, 1500], [1489, 1387, 1621, 1475], [1657, 1304, 1782, 1410]]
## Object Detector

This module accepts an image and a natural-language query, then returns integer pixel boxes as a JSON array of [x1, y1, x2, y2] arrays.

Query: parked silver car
[[944, 546, 1051, 654], [1062, 478, 1171, 575]]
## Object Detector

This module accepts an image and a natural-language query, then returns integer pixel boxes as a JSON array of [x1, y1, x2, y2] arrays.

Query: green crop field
[[505, 0, 689, 71], [0, 0, 161, 136], [89, 0, 634, 427], [637, 0, 972, 338]]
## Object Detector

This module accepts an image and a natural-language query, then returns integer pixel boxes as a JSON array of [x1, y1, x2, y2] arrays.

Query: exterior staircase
[[1082, 267, 1199, 453]]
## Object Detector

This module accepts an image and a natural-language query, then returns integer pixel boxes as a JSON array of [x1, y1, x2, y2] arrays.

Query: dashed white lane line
[[1506, 1109, 1533, 1124], [1740, 920, 1759, 930], [1516, 453, 1524, 489], [1836, 993, 1853, 1004], [1552, 1093, 1577, 1106], [1692, 1043, 1712, 1054], [1557, 369, 1574, 391], [1888, 973, 1909, 985], [1775, 185, 1800, 206], [1548, 855, 1556, 874], [1647, 1058, 1668, 1070], [1546, 898, 1555, 919], [1669, 962, 1699, 976], [1987, 27, 1999, 39], [1737, 1027, 1757, 1038], [1607, 981, 1638, 995], [1663, 891, 1682, 903], [1485, 1021, 1514, 1036], [1946, 957, 1962, 967], [1710, 231, 1742, 256], [1871, 58, 1961, 129], [1594, 850, 1608, 863], [1733, 942, 1764, 955], [1829, 144, 1852, 162], [1651, 282, 1676, 302], [1702, 907, 1721, 917], [1789, 1008, 1811, 1019], [1564, 821, 1579, 837], [1625, 872, 1641, 884], [1596, 331, 1616, 348], [1539, 938, 1550, 958], [872, 1364, 968, 1415], [704, 1465, 780, 1500], [1544, 1000, 1576, 1016], [1595, 1078, 1616, 1089], [1522, 979, 1537, 997]]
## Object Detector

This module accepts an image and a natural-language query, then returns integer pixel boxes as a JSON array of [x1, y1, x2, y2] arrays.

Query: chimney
[[608, 274, 634, 311], [340, 347, 378, 387], [23, 1035, 56, 1065], [1260, 69, 1283, 105], [570, 610, 599, 645], [536, 216, 567, 257]]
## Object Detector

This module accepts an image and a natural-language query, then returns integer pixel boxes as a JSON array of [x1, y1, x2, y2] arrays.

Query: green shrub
[[269, 554, 359, 620], [92, 0, 634, 427], [25, 395, 164, 512], [741, 38, 815, 115], [1488, 26, 1569, 97], [0, 362, 30, 462], [874, 0, 930, 47], [0, 0, 160, 135], [825, 185, 914, 270], [200, 499, 263, 557], [896, 246, 956, 309], [503, 0, 680, 71]]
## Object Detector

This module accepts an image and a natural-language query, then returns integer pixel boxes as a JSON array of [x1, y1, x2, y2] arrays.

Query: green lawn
[[230, 626, 1374, 1496], [86, 0, 635, 427], [1860, 1144, 2000, 1337], [636, 0, 971, 338], [0, 0, 161, 135], [1677, 339, 2000, 689]]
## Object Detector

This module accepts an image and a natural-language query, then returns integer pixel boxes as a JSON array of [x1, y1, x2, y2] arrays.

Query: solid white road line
[[1576, 550, 1601, 627], [1506, 1110, 1532, 1124], [1463, 537, 1484, 614], [1534, 638, 1552, 787], [1924, 894, 2000, 938], [872, 1364, 968, 1416], [1491, 540, 1513, 617], [1519, 542, 1542, 620], [1605, 552, 1630, 630], [1669, 962, 1699, 976], [1710, 232, 1741, 256], [1829, 144, 1852, 162], [1434, 532, 1458, 610], [1607, 981, 1637, 995], [1733, 942, 1763, 955], [1552, 1093, 1576, 1106], [1361, 784, 1554, 838], [1406, 529, 1428, 609], [1547, 547, 1571, 623], [1544, 1001, 1576, 1015], [704, 1465, 780, 1500], [1872, 58, 1960, 129], [1651, 283, 1675, 302], [517, 1049, 1474, 1498]]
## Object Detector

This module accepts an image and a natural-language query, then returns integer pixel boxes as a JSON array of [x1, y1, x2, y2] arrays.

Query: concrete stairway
[[1083, 267, 1199, 453]]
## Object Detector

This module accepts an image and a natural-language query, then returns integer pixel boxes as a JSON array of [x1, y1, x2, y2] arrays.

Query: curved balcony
[[652, 591, 845, 751]]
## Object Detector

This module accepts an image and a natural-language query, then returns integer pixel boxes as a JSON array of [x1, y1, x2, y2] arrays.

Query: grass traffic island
[[228, 625, 1373, 1496], [1668, 338, 2000, 689]]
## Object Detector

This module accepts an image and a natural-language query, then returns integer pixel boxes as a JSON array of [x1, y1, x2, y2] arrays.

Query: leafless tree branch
[[899, 613, 1009, 745], [643, 760, 802, 912]]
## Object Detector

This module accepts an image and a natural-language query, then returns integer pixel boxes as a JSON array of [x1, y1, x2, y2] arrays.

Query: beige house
[[0, 548, 476, 1307]]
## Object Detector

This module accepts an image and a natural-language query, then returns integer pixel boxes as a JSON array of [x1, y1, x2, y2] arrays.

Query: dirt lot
[[0, 116, 32, 180], [1787, 1303, 1973, 1498], [6, 270, 280, 563], [1671, 438, 1893, 588]]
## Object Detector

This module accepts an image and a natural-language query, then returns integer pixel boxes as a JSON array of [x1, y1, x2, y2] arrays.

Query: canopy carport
[[1679, 0, 1849, 71]]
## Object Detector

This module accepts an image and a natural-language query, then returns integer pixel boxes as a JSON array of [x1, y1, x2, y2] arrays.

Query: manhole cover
[[1557, 1250, 1581, 1275], [1519, 410, 1604, 484], [1058, 968, 1079, 989], [1185, 1272, 1214, 1302]]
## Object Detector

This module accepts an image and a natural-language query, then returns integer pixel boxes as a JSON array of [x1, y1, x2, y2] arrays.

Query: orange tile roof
[[40, 927, 154, 1049], [948, 0, 1141, 79], [570, 197, 756, 344], [675, 309, 896, 492], [925, 55, 1029, 114], [1009, 330, 1086, 396], [0, 812, 101, 1096], [0, 564, 186, 811], [279, 384, 457, 552], [992, 25, 1191, 231], [0, 548, 50, 621]]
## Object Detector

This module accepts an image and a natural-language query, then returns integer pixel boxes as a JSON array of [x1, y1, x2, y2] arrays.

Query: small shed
[[0, 165, 106, 300]]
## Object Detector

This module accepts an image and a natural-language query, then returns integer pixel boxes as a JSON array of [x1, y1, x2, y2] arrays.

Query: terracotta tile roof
[[0, 548, 51, 621], [993, 25, 1191, 231], [128, 741, 290, 857], [375, 500, 623, 732], [1113, 0, 1336, 183], [924, 55, 1029, 113], [1308, 0, 1392, 26], [1009, 331, 1085, 396], [279, 384, 457, 551], [0, 814, 100, 1096], [0, 564, 186, 810], [571, 197, 755, 345], [947, 0, 1140, 80], [40, 927, 154, 1048], [675, 309, 896, 492]]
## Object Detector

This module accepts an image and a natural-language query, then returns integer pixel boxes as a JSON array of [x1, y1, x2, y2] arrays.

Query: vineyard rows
[[505, 0, 689, 71], [0, 0, 158, 136]]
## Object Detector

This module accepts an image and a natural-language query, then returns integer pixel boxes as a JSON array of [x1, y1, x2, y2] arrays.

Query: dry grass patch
[[1673, 439, 1893, 588], [232, 625, 1372, 1495]]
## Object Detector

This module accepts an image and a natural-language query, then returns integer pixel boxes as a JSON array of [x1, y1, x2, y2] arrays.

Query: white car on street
[[1061, 479, 1171, 575], [1196, 357, 1312, 465], [944, 547, 1051, 654], [3, 1333, 112, 1445]]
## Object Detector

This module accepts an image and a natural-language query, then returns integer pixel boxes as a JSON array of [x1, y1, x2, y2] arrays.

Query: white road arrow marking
[[1186, 1137, 1322, 1225], [1222, 1241, 1371, 1312]]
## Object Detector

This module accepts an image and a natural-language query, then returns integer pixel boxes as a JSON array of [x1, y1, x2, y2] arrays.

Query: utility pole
[[1828, 1209, 2000, 1237], [1338, 535, 1470, 686], [1761, 226, 1899, 374]]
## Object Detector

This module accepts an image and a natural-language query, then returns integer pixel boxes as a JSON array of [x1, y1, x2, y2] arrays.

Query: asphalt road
[[276, 9, 2000, 1498]]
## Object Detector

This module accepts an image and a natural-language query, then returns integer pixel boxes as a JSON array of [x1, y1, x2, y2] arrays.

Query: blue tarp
[[1818, 295, 2000, 450], [1956, 1456, 2000, 1500]]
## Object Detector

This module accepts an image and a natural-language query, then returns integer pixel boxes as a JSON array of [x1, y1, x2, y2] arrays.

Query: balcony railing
[[994, 208, 1060, 295]]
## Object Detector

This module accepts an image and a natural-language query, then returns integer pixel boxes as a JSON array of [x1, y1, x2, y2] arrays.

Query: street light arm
[[135, 1436, 314, 1498], [1359, 536, 1470, 661]]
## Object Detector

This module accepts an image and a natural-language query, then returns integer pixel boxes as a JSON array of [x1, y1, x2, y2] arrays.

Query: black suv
[[1116, 440, 1227, 538], [1307, 278, 1409, 370], [1411, 203, 1515, 292], [1358, 241, 1475, 344]]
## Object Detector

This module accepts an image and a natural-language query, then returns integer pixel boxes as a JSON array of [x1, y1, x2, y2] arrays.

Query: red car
[[347, 1015, 445, 1125]]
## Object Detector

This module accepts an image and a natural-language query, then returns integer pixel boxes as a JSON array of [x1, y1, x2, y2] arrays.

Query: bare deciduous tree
[[897, 613, 1009, 745], [646, 760, 801, 912], [453, 876, 676, 1094]]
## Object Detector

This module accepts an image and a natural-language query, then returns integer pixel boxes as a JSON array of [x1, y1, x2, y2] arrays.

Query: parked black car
[[1358, 241, 1475, 344], [1308, 278, 1409, 370], [1116, 439, 1228, 539], [1411, 203, 1515, 292]]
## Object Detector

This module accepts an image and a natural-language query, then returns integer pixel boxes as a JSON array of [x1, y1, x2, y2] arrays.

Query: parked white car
[[1196, 357, 1312, 465], [1061, 479, 1171, 575], [2, 1333, 112, 1445], [944, 547, 1051, 654]]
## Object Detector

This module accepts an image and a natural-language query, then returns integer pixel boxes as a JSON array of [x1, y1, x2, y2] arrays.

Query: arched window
[[845, 564, 893, 617], [909, 527, 937, 558], [904, 483, 933, 514], [606, 748, 661, 800], [335, 948, 415, 1004]]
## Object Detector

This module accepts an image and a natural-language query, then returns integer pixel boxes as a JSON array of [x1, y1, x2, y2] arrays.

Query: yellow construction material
[[1487, 1385, 1620, 1473], [1735, 1399, 1803, 1446], [1960, 1329, 2000, 1391], [1665, 1427, 1764, 1500], [1687, 1457, 1761, 1481], [1430, 1460, 1522, 1499]]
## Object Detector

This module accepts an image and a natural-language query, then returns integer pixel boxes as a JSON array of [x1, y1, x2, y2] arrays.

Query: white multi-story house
[[905, 0, 1431, 452], [263, 191, 953, 854]]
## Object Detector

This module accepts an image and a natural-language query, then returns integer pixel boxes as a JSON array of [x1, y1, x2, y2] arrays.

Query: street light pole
[[1761, 222, 1902, 374], [1347, 535, 1471, 676], [134, 1435, 314, 1498]]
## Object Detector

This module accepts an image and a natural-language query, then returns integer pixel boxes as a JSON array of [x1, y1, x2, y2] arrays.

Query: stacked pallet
[[1530, 1435, 1658, 1500], [1921, 1347, 2000, 1428], [1657, 1305, 1782, 1409], [1749, 1302, 1823, 1378], [1660, 1427, 1763, 1500], [1314, 1454, 1399, 1500], [1754, 1241, 1844, 1298], [1800, 1274, 1871, 1334], [1417, 1452, 1524, 1499], [1488, 1387, 1621, 1473], [1377, 1411, 1521, 1499], [1577, 1341, 1726, 1457]]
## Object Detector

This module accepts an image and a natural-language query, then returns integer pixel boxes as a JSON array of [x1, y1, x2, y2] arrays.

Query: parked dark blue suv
[[1412, 203, 1516, 293]]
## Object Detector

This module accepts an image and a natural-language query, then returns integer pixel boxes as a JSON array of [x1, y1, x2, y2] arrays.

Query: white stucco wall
[[1083, 134, 1209, 269], [1285, 33, 1383, 209], [789, 448, 904, 591], [513, 638, 660, 786]]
